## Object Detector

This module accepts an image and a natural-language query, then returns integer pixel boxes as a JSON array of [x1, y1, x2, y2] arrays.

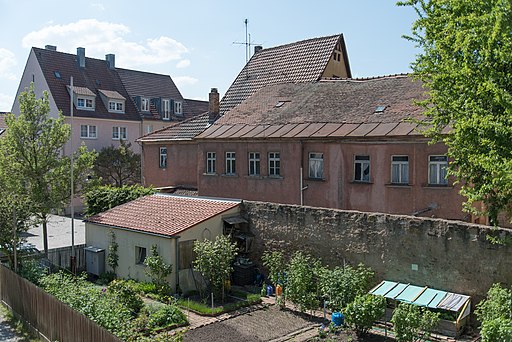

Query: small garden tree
[[94, 140, 141, 187], [319, 263, 374, 312], [107, 230, 119, 275], [144, 245, 173, 295], [391, 303, 440, 342], [193, 235, 238, 301], [476, 283, 512, 341], [84, 184, 154, 217], [285, 251, 322, 313], [344, 294, 386, 336], [261, 250, 286, 287]]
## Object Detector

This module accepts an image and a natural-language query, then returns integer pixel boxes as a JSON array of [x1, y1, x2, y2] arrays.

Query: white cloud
[[176, 59, 190, 69], [0, 48, 17, 81], [174, 76, 198, 87], [22, 19, 189, 68], [0, 93, 14, 112]]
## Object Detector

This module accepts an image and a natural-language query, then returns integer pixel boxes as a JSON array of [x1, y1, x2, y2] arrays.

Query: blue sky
[[0, 0, 419, 112]]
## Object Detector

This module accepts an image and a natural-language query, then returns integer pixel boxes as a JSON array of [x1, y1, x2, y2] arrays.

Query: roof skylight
[[375, 105, 386, 113], [54, 71, 61, 79]]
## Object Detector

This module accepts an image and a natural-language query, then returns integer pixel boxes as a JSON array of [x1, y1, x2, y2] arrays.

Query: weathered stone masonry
[[242, 201, 512, 301]]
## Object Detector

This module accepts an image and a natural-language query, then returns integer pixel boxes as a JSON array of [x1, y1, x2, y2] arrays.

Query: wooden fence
[[47, 244, 86, 271], [0, 264, 120, 342]]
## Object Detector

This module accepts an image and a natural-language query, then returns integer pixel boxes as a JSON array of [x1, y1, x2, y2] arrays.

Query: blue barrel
[[266, 284, 273, 296], [331, 312, 344, 326]]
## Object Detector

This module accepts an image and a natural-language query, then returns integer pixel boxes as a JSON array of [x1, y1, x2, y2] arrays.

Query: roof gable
[[85, 194, 240, 237], [219, 34, 351, 115]]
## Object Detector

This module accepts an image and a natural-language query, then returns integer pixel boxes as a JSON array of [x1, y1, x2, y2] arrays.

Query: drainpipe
[[175, 236, 180, 293]]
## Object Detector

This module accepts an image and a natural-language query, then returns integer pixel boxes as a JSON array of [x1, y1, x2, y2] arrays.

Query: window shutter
[[133, 96, 141, 110], [170, 99, 175, 114]]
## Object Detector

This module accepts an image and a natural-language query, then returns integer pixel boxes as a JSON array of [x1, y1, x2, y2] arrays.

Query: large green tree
[[398, 0, 512, 225], [0, 85, 96, 256], [94, 140, 141, 187]]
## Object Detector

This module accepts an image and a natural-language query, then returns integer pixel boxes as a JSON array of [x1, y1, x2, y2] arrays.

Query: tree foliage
[[107, 230, 119, 275], [344, 294, 386, 336], [391, 303, 440, 341], [398, 0, 512, 225], [94, 140, 141, 187], [285, 251, 322, 313], [0, 85, 96, 255], [319, 263, 374, 312], [261, 250, 286, 286], [193, 235, 238, 300], [476, 283, 512, 341], [144, 245, 173, 295], [84, 184, 154, 217]]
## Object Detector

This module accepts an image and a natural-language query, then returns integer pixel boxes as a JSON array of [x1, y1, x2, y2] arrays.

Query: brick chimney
[[105, 54, 115, 70], [77, 47, 85, 68], [45, 45, 57, 51], [208, 88, 219, 123], [254, 45, 263, 54]]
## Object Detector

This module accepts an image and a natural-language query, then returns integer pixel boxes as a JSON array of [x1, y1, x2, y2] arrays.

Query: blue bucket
[[331, 312, 344, 326], [266, 284, 273, 296]]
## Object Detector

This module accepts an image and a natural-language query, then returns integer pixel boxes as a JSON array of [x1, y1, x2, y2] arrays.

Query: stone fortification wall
[[242, 201, 512, 300]]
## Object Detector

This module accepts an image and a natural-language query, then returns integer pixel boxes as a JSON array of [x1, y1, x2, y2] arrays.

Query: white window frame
[[206, 152, 216, 174], [162, 99, 171, 120], [112, 126, 127, 140], [135, 246, 147, 265], [391, 155, 409, 184], [248, 152, 260, 176], [77, 97, 94, 110], [428, 155, 448, 185], [159, 147, 167, 168], [308, 153, 324, 179], [141, 98, 150, 112], [268, 152, 281, 177], [80, 124, 97, 139], [174, 101, 183, 116], [354, 155, 371, 182], [225, 152, 236, 175], [145, 124, 153, 134], [108, 100, 124, 113]]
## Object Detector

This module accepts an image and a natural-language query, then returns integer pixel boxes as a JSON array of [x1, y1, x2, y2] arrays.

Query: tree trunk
[[42, 218, 49, 257]]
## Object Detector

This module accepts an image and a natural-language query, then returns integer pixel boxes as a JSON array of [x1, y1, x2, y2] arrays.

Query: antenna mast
[[233, 18, 261, 65]]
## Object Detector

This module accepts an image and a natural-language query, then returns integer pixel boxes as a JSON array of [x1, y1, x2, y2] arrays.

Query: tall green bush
[[261, 250, 286, 286], [344, 294, 386, 336], [476, 283, 512, 341], [285, 251, 322, 313], [85, 184, 154, 217], [144, 245, 173, 295], [391, 303, 440, 342]]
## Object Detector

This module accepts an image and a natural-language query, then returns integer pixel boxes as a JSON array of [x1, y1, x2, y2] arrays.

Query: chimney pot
[[208, 88, 220, 123], [105, 54, 115, 70], [77, 47, 85, 68], [254, 45, 263, 54], [45, 45, 57, 51]]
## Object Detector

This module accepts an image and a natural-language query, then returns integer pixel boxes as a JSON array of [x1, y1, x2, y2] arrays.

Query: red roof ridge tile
[[321, 73, 411, 82]]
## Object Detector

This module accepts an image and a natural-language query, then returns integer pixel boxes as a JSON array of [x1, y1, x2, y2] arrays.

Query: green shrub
[[391, 303, 440, 341], [344, 294, 386, 336], [144, 245, 172, 295], [479, 318, 512, 341], [476, 283, 512, 341], [96, 271, 116, 285], [147, 304, 187, 330], [107, 279, 144, 315], [285, 251, 322, 312], [18, 259, 47, 285]]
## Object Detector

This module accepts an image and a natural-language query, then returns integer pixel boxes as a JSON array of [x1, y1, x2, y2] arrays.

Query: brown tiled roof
[[219, 34, 351, 115], [85, 194, 239, 237], [184, 99, 208, 117], [197, 75, 427, 140], [33, 47, 140, 121], [68, 86, 95, 96], [98, 89, 125, 100], [137, 112, 211, 142]]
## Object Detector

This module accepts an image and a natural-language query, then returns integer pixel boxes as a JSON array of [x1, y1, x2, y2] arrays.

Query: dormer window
[[77, 97, 93, 109], [141, 98, 150, 112], [99, 90, 125, 114], [67, 86, 96, 111], [109, 101, 124, 112], [162, 99, 171, 120], [174, 101, 182, 116]]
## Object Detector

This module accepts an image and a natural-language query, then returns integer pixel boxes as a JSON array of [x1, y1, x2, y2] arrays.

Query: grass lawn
[[177, 290, 261, 316]]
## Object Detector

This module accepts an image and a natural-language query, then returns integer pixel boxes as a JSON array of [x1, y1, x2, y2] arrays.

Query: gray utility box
[[84, 246, 105, 276]]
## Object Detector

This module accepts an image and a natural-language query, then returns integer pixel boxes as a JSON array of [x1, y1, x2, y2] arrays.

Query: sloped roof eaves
[[85, 194, 240, 237]]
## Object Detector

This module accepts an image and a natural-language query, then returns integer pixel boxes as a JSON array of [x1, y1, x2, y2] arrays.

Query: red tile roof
[[33, 47, 141, 122], [137, 112, 211, 142], [219, 34, 351, 115], [85, 194, 239, 237], [197, 75, 428, 140]]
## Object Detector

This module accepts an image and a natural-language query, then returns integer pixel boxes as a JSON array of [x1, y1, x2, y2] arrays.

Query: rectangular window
[[77, 98, 85, 107], [178, 240, 196, 270], [429, 155, 448, 185], [112, 126, 127, 140], [308, 153, 324, 179], [80, 124, 97, 139], [248, 152, 260, 176], [354, 155, 370, 182], [206, 152, 216, 174], [174, 101, 182, 116], [268, 152, 281, 177], [86, 99, 93, 108], [109, 101, 116, 111], [159, 147, 167, 168], [391, 155, 409, 184], [109, 101, 124, 112], [135, 246, 147, 265], [141, 98, 150, 112], [162, 99, 170, 120], [145, 124, 153, 134], [226, 152, 236, 175], [77, 97, 94, 109]]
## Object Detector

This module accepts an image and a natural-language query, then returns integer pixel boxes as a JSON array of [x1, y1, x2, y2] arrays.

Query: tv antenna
[[233, 19, 261, 65]]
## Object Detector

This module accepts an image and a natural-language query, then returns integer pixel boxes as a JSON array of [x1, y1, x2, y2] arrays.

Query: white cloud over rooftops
[[22, 19, 189, 68], [0, 93, 14, 112], [176, 59, 191, 69], [0, 48, 18, 81], [174, 76, 198, 87]]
